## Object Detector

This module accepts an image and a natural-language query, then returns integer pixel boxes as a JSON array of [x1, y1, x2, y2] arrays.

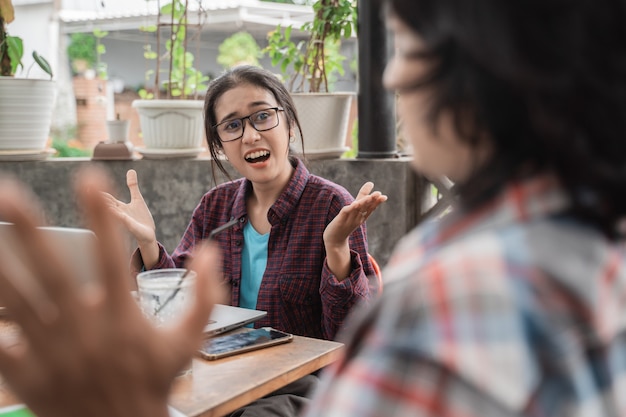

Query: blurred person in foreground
[[304, 0, 626, 415], [1, 0, 626, 416], [0, 169, 224, 417]]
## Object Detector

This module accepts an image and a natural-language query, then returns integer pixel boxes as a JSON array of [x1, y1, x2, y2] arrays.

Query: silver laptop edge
[[203, 304, 267, 336]]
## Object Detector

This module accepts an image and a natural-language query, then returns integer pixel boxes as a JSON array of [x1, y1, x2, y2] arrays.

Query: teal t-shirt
[[240, 221, 269, 311]]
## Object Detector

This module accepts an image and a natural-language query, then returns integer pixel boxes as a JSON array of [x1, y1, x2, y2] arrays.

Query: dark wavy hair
[[386, 0, 626, 237], [203, 65, 305, 181]]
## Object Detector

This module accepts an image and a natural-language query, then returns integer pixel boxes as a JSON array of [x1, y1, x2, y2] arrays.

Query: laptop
[[204, 304, 267, 337], [0, 222, 98, 286], [0, 222, 98, 317]]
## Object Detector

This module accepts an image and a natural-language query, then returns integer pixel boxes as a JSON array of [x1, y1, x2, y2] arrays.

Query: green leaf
[[33, 51, 54, 78], [160, 3, 173, 14], [138, 88, 153, 99], [139, 25, 157, 33], [343, 25, 352, 39], [6, 36, 24, 74], [93, 29, 109, 38], [144, 51, 157, 60]]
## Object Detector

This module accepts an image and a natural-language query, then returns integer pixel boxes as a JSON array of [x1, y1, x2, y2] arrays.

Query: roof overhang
[[59, 0, 314, 38]]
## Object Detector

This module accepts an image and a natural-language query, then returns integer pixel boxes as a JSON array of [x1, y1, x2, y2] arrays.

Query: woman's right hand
[[102, 169, 159, 266]]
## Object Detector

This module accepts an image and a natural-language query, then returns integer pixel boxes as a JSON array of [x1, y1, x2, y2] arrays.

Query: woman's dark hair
[[203, 65, 305, 182], [387, 0, 626, 237]]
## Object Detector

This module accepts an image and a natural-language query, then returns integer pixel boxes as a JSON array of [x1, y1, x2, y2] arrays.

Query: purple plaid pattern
[[141, 158, 378, 340]]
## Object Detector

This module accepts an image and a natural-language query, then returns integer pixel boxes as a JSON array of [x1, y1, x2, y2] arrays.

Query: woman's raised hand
[[324, 182, 387, 247], [102, 169, 160, 268], [323, 182, 387, 280], [102, 169, 155, 243]]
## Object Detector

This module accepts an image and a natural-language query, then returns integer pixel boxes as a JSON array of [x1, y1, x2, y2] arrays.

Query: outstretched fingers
[[356, 181, 375, 200], [0, 178, 80, 353], [75, 167, 133, 306], [126, 169, 146, 203], [172, 241, 224, 346], [0, 343, 20, 380], [323, 182, 387, 246], [353, 181, 388, 221]]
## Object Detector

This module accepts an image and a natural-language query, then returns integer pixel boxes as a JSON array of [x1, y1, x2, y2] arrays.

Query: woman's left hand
[[323, 182, 387, 280], [324, 182, 387, 247]]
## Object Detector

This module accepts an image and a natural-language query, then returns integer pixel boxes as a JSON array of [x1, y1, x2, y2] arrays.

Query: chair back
[[368, 253, 383, 294]]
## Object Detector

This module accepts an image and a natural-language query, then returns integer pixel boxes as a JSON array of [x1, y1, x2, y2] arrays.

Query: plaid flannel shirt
[[139, 158, 378, 340], [304, 173, 626, 417]]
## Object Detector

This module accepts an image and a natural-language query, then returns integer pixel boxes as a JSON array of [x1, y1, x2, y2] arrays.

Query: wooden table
[[0, 321, 344, 417]]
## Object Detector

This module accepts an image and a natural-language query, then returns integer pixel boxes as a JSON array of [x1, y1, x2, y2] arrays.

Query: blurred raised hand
[[0, 167, 223, 417]]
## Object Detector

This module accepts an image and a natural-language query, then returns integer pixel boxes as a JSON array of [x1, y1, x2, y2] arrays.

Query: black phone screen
[[201, 328, 292, 356]]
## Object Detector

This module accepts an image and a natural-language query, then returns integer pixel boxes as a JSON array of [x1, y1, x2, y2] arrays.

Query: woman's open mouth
[[245, 150, 270, 163]]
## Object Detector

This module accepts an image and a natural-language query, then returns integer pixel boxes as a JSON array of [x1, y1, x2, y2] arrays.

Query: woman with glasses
[[107, 65, 386, 340], [104, 65, 386, 415]]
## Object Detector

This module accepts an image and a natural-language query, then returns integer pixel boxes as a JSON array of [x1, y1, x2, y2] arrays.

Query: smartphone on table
[[198, 327, 293, 360]]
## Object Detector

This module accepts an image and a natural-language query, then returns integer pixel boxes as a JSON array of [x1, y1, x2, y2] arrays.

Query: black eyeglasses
[[213, 107, 284, 142]]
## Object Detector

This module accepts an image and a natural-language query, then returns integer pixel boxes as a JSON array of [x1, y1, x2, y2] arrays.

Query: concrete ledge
[[0, 157, 423, 266]]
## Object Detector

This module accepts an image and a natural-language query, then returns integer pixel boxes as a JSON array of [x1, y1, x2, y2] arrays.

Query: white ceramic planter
[[0, 77, 56, 150], [106, 120, 130, 142], [290, 92, 353, 158], [132, 99, 204, 149]]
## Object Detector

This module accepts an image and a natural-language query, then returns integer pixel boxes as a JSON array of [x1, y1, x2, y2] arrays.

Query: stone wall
[[0, 157, 425, 268]]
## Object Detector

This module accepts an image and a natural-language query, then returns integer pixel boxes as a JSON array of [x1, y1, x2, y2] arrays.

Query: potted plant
[[0, 0, 55, 157], [217, 31, 261, 70], [263, 0, 356, 158], [132, 0, 210, 157], [67, 33, 97, 77], [67, 30, 108, 79]]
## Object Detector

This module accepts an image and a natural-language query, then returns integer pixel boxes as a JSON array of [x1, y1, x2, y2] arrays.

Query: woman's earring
[[289, 136, 295, 143]]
